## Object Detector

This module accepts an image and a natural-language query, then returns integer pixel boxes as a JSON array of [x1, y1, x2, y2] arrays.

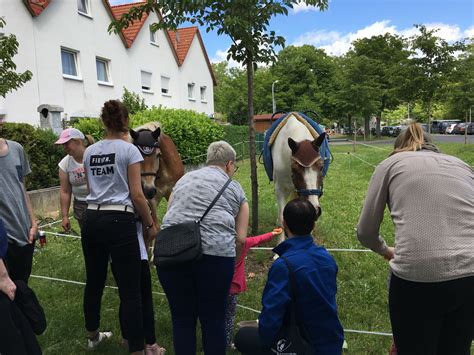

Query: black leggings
[[81, 210, 143, 352], [389, 273, 474, 355], [112, 260, 156, 345]]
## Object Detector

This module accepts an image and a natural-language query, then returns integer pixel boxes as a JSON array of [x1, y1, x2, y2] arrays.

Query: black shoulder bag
[[271, 256, 312, 355], [153, 178, 232, 268]]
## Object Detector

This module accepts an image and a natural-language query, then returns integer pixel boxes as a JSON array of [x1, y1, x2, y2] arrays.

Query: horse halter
[[292, 155, 324, 197], [131, 130, 161, 179]]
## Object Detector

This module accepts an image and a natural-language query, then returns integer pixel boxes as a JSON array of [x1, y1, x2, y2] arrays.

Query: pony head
[[287, 132, 326, 218], [130, 127, 161, 199]]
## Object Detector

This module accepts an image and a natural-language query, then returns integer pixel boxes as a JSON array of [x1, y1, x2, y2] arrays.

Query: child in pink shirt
[[225, 228, 282, 348]]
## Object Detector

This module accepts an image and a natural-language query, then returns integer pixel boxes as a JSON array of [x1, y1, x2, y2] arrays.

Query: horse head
[[287, 132, 326, 219], [130, 127, 161, 200]]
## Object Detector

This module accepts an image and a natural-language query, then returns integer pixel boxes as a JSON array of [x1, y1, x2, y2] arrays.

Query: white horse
[[271, 112, 326, 243]]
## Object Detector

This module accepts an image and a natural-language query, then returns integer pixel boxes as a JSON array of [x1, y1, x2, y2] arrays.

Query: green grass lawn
[[32, 142, 473, 354]]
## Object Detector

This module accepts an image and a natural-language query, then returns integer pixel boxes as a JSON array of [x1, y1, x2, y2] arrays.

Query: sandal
[[145, 343, 166, 355]]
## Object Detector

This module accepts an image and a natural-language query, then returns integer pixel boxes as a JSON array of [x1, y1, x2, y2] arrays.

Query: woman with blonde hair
[[357, 122, 474, 353], [55, 128, 94, 230]]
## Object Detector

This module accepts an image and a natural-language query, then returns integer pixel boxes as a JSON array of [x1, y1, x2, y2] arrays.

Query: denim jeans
[[81, 209, 143, 352], [157, 254, 235, 355]]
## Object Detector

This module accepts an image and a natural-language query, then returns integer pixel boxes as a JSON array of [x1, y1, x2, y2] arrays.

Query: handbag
[[153, 178, 232, 268], [271, 256, 312, 355]]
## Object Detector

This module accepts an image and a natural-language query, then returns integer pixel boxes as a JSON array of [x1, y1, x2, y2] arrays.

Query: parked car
[[445, 123, 457, 134], [381, 126, 395, 136], [452, 123, 467, 134], [466, 122, 474, 135]]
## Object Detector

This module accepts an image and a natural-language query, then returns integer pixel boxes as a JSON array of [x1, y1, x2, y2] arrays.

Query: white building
[[0, 0, 216, 130]]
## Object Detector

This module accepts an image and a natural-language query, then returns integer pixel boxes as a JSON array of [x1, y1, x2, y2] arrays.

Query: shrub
[[122, 87, 148, 114], [0, 123, 64, 190], [72, 118, 104, 142], [131, 107, 224, 164], [223, 125, 248, 146]]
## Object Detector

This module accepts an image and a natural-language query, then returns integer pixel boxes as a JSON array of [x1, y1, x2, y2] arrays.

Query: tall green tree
[[0, 18, 32, 97], [350, 34, 409, 136], [409, 25, 464, 133], [446, 41, 474, 119], [109, 0, 329, 233]]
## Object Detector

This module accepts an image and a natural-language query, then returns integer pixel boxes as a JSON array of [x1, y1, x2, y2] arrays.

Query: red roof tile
[[254, 113, 285, 121], [23, 0, 51, 17], [109, 1, 148, 48]]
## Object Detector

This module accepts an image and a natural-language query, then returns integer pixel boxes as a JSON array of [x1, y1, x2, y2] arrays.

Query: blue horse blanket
[[263, 112, 330, 181]]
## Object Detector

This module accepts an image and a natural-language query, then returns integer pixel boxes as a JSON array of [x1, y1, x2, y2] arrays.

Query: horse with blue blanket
[[263, 112, 330, 244]]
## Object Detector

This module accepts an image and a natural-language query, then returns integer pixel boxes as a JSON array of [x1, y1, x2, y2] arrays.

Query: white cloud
[[463, 26, 474, 39], [211, 49, 241, 68], [292, 3, 321, 14], [292, 20, 471, 56]]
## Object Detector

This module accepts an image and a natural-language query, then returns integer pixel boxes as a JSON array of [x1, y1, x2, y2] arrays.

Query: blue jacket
[[258, 236, 344, 354]]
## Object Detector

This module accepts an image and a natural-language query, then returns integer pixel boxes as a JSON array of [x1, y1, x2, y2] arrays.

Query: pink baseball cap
[[55, 128, 85, 144]]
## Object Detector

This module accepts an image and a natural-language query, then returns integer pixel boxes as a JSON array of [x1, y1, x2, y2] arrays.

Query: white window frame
[[161, 76, 171, 96], [141, 70, 153, 93], [96, 57, 112, 86], [188, 83, 195, 101], [61, 47, 82, 81], [77, 0, 92, 18], [200, 86, 207, 102], [150, 25, 158, 46]]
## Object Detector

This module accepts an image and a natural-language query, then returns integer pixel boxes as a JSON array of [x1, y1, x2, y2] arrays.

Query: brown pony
[[129, 122, 184, 226]]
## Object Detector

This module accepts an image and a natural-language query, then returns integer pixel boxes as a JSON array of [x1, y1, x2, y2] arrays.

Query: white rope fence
[[29, 273, 393, 337]]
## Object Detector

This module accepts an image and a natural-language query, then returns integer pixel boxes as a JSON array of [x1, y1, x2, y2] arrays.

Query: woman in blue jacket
[[235, 198, 344, 354]]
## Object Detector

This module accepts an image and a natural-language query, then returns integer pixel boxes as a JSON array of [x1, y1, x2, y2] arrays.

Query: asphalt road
[[330, 134, 473, 145]]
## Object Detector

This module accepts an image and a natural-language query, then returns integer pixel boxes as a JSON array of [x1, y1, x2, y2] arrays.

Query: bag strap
[[198, 178, 232, 222]]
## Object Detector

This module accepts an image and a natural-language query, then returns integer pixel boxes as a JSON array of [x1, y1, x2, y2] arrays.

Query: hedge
[[72, 107, 224, 164], [0, 123, 64, 190]]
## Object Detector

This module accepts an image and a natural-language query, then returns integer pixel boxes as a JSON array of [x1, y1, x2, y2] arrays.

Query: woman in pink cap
[[55, 128, 93, 231]]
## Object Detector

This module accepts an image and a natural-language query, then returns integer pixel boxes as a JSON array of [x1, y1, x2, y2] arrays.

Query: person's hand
[[146, 224, 159, 243], [272, 227, 283, 235], [62, 216, 71, 232], [28, 221, 38, 244], [383, 247, 395, 261], [0, 272, 16, 301]]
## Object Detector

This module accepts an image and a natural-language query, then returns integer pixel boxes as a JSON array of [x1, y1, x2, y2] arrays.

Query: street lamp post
[[272, 80, 279, 114]]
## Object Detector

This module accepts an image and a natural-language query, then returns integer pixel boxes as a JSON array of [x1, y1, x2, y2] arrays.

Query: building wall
[[0, 1, 214, 126]]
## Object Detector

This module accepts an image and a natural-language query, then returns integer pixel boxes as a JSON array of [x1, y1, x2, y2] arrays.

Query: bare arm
[[128, 163, 158, 240], [59, 169, 72, 231], [22, 185, 37, 244], [234, 201, 249, 261], [0, 259, 16, 300]]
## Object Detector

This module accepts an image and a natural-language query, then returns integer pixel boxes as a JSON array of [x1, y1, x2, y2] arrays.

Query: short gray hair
[[206, 141, 236, 166]]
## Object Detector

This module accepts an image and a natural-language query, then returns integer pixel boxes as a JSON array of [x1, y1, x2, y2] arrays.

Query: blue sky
[[109, 0, 473, 64]]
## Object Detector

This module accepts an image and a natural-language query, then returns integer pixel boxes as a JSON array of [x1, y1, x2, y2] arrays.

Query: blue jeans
[[157, 254, 235, 355]]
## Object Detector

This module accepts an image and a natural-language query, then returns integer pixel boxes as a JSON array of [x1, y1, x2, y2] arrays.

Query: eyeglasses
[[227, 161, 239, 174]]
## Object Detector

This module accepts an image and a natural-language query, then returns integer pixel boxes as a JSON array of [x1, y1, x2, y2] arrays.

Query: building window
[[188, 83, 195, 100], [96, 57, 111, 84], [200, 86, 207, 102], [161, 76, 170, 95], [61, 48, 79, 78], [141, 71, 152, 91], [77, 0, 90, 15], [150, 25, 157, 44]]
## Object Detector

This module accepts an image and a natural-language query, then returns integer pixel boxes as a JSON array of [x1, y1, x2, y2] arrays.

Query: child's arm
[[246, 228, 283, 249]]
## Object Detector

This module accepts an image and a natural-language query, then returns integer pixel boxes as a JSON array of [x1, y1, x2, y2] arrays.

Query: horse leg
[[274, 182, 289, 245]]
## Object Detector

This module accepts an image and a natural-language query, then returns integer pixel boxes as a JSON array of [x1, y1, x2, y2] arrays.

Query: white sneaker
[[87, 331, 112, 349]]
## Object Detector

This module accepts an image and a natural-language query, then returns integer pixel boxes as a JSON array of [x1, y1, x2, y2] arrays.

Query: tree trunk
[[364, 116, 370, 137], [347, 114, 352, 133], [247, 59, 259, 234], [376, 114, 381, 138], [428, 100, 432, 134]]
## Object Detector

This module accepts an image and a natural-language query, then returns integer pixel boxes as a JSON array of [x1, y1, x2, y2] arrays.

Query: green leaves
[[0, 18, 33, 98]]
